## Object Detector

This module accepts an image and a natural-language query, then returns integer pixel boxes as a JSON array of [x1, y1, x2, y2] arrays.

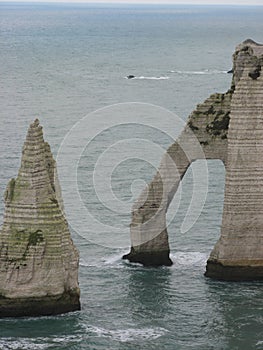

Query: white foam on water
[[79, 257, 102, 268], [86, 325, 167, 342], [52, 335, 82, 343], [79, 257, 92, 267], [170, 69, 228, 75], [0, 335, 83, 350], [102, 252, 124, 265], [80, 251, 127, 269], [170, 251, 209, 267], [123, 260, 144, 268], [81, 251, 209, 270], [0, 339, 50, 350]]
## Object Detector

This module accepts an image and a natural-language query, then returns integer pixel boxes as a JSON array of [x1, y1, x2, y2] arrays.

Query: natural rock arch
[[123, 88, 230, 266], [123, 39, 263, 281]]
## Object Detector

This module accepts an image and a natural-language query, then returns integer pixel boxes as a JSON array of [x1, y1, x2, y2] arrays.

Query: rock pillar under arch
[[123, 89, 230, 266]]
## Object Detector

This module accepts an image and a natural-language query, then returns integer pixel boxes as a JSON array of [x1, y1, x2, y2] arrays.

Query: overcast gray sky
[[0, 0, 262, 4]]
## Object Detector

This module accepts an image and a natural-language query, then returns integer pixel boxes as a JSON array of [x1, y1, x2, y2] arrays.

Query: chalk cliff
[[205, 40, 263, 280], [124, 39, 263, 280], [0, 119, 80, 317]]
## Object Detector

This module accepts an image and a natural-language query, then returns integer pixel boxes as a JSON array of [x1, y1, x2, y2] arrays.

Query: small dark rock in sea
[[227, 69, 233, 74]]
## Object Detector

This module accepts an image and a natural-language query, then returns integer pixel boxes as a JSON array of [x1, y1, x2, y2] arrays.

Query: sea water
[[0, 3, 263, 349]]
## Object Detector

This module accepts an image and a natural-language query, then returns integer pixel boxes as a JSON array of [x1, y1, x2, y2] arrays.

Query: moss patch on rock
[[28, 230, 44, 246]]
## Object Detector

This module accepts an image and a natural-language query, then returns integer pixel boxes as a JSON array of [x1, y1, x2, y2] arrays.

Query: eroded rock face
[[205, 40, 263, 281], [124, 40, 263, 280], [0, 119, 80, 317]]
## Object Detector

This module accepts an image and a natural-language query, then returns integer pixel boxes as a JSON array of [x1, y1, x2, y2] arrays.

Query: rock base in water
[[0, 290, 80, 318], [205, 261, 263, 281], [0, 119, 80, 317], [123, 248, 173, 267]]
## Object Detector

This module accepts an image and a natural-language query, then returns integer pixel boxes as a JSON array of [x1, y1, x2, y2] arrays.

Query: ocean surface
[[0, 2, 263, 349]]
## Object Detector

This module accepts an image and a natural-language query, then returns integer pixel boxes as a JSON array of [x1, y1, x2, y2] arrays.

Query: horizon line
[[0, 0, 263, 6]]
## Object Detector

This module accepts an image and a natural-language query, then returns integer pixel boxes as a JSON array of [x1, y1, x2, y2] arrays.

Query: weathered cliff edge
[[0, 119, 80, 317], [206, 40, 263, 281], [124, 39, 263, 280]]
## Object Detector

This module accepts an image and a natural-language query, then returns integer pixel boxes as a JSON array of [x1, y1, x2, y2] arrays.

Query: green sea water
[[0, 3, 263, 349]]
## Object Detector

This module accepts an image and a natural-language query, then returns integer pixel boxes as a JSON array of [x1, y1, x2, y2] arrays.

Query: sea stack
[[0, 119, 80, 317]]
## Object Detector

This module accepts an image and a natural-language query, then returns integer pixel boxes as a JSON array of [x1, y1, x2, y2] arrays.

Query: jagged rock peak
[[242, 38, 262, 46], [231, 39, 263, 89], [236, 39, 263, 58], [25, 118, 43, 144], [0, 120, 80, 317], [30, 117, 41, 128]]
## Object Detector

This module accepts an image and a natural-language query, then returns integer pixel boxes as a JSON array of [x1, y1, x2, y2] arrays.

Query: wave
[[79, 257, 94, 267], [0, 335, 82, 350], [86, 325, 167, 342], [79, 251, 127, 269], [170, 251, 209, 267], [80, 251, 209, 269], [0, 326, 167, 349], [170, 69, 228, 75], [125, 76, 170, 80], [102, 252, 125, 265], [0, 338, 55, 350]]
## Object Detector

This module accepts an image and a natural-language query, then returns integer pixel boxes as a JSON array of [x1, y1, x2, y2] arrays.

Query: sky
[[0, 0, 262, 4]]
